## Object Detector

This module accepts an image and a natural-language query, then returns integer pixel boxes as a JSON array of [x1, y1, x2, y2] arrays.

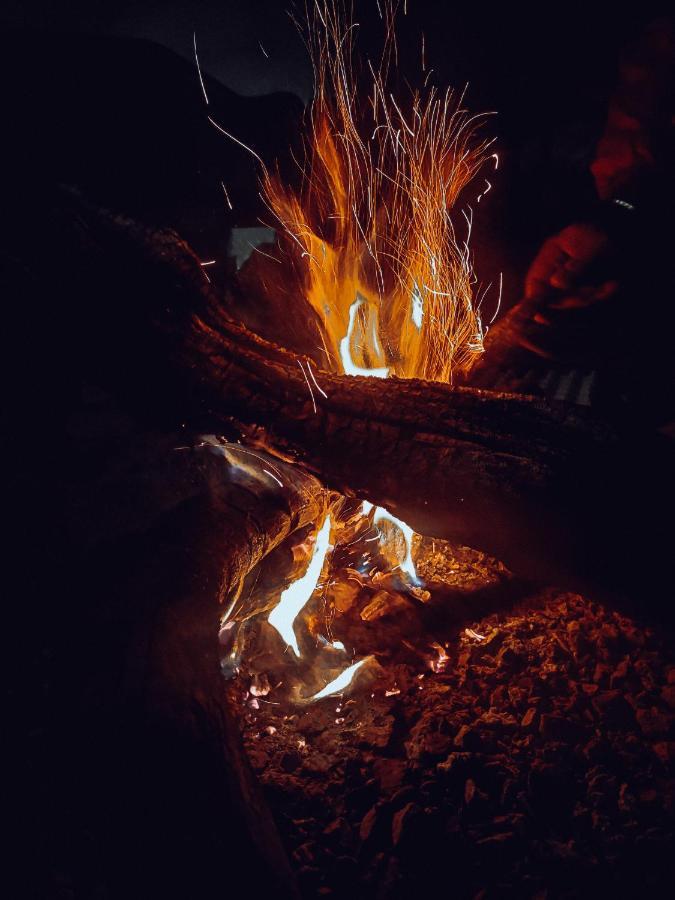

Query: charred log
[[3, 187, 671, 601], [7, 388, 325, 896]]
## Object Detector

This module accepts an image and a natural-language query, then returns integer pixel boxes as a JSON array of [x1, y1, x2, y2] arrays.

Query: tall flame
[[263, 0, 494, 382]]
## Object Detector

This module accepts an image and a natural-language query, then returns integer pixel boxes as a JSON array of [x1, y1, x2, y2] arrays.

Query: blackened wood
[[4, 187, 669, 597]]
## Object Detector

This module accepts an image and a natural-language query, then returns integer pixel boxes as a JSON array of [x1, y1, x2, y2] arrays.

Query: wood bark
[[140, 446, 327, 899], [5, 187, 669, 597], [9, 410, 325, 896]]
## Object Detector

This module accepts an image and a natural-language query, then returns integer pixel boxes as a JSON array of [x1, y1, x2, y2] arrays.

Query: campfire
[[207, 0, 504, 703], [217, 439, 513, 705], [260, 1, 497, 383], [216, 439, 437, 702], [191, 6, 674, 896], [204, 1, 498, 383], [10, 1, 674, 898]]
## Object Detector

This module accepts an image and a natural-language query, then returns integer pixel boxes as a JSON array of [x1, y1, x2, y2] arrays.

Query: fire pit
[[237, 587, 675, 899], [179, 437, 674, 900], [185, 437, 673, 900], [216, 436, 513, 702], [7, 2, 675, 898]]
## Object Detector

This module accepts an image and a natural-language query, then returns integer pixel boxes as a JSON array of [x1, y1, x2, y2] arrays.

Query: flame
[[429, 641, 450, 673], [339, 294, 389, 377], [210, 4, 498, 699], [262, 0, 494, 383], [362, 500, 418, 582], [308, 656, 372, 700], [268, 515, 332, 655]]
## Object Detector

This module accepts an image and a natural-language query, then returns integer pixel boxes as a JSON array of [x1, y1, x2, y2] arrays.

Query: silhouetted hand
[[517, 222, 619, 358], [525, 222, 618, 309]]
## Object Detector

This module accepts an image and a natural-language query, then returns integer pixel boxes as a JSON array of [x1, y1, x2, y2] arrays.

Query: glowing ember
[[207, 447, 428, 701], [465, 628, 486, 642], [308, 657, 372, 700], [268, 515, 332, 655], [262, 0, 496, 383], [429, 641, 450, 673]]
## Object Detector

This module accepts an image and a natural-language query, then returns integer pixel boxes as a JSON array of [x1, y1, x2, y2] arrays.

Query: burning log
[[39, 433, 326, 900], [5, 186, 670, 598], [139, 446, 327, 899], [6, 355, 327, 896]]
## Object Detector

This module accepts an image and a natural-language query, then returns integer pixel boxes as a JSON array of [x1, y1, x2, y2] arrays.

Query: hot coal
[[234, 562, 675, 898]]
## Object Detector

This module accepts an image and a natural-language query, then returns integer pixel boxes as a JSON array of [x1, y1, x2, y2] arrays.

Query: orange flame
[[262, 0, 495, 382]]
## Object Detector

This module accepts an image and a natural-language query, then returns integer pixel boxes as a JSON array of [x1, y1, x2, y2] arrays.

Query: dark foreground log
[[7, 398, 326, 897], [4, 187, 672, 600], [140, 445, 327, 900]]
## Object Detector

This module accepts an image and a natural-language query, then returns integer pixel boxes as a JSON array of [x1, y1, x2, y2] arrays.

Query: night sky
[[2, 1, 314, 98], [1, 0, 662, 107], [4, 1, 668, 331]]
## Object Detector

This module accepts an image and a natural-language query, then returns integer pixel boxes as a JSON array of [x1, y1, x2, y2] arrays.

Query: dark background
[[2, 0, 669, 314], [0, 0, 657, 106]]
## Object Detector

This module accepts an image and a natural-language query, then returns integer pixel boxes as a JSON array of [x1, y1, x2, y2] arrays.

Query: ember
[[219, 449, 519, 709], [241, 584, 675, 899], [218, 468, 433, 702]]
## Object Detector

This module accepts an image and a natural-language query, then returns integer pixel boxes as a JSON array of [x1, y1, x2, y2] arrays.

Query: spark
[[476, 178, 492, 202], [489, 271, 503, 325], [306, 359, 328, 398], [249, 243, 281, 264], [263, 468, 283, 487], [193, 32, 209, 105], [207, 115, 264, 165], [200, 259, 216, 266], [212, 440, 286, 486], [268, 516, 332, 656], [259, 41, 270, 59], [297, 360, 317, 412], [309, 657, 372, 700], [221, 180, 233, 210]]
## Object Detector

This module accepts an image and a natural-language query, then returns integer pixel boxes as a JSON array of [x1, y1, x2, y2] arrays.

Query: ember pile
[[220, 487, 515, 702], [234, 567, 675, 898]]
